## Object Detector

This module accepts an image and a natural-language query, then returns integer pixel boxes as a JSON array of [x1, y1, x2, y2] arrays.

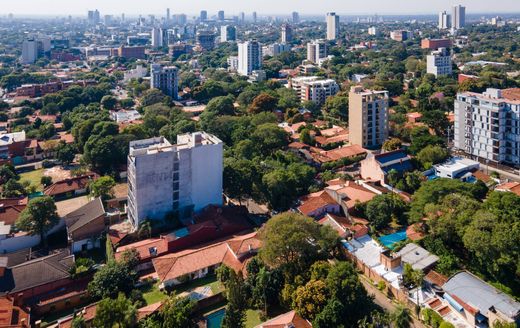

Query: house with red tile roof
[[44, 173, 98, 199], [0, 197, 28, 226], [495, 181, 520, 197], [297, 191, 340, 218], [0, 296, 30, 327], [318, 213, 369, 239], [152, 232, 261, 288], [360, 149, 413, 184], [255, 310, 312, 328]]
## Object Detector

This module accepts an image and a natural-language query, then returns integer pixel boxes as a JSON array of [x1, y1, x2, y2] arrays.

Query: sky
[[2, 0, 520, 16]]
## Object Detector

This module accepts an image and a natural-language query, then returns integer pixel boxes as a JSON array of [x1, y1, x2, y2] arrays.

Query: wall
[[189, 142, 223, 212]]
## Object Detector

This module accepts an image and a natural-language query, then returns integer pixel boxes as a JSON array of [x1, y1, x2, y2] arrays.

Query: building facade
[[150, 64, 178, 100], [326, 12, 340, 41], [127, 132, 223, 229], [289, 76, 339, 106], [306, 40, 327, 64], [438, 11, 451, 29], [220, 25, 236, 42], [281, 24, 293, 43], [21, 39, 39, 64], [238, 40, 262, 76], [452, 5, 466, 30], [454, 88, 520, 166], [349, 86, 389, 148], [426, 47, 452, 77]]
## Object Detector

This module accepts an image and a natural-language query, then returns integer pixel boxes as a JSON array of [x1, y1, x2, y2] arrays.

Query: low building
[[0, 296, 30, 327], [152, 232, 260, 288], [421, 38, 452, 50], [395, 243, 439, 271], [44, 173, 99, 200], [64, 197, 106, 253], [109, 109, 141, 123], [255, 310, 312, 328], [442, 271, 520, 326], [495, 181, 520, 197], [390, 30, 412, 41], [433, 157, 479, 180], [360, 150, 413, 184]]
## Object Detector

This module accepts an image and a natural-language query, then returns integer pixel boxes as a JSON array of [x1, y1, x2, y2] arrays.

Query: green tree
[[222, 271, 246, 328], [300, 129, 313, 145], [71, 315, 87, 328], [159, 295, 198, 328], [248, 93, 278, 114], [391, 304, 411, 328], [87, 261, 137, 298], [93, 293, 137, 328], [382, 138, 402, 151], [55, 142, 76, 165], [293, 280, 329, 321], [205, 95, 235, 116], [89, 176, 116, 200], [259, 212, 337, 272], [16, 196, 59, 247], [101, 95, 118, 110], [223, 158, 255, 204], [417, 145, 449, 169], [366, 194, 407, 230]]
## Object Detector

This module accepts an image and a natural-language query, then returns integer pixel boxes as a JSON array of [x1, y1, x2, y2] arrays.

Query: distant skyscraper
[[452, 5, 466, 29], [281, 24, 293, 43], [21, 39, 38, 64], [197, 31, 216, 51], [292, 12, 299, 24], [438, 11, 451, 29], [87, 9, 100, 25], [166, 8, 170, 22], [200, 10, 207, 21], [326, 12, 340, 41], [218, 10, 225, 21], [252, 12, 257, 23], [238, 40, 262, 76], [221, 25, 237, 42], [150, 64, 178, 99], [239, 12, 245, 24]]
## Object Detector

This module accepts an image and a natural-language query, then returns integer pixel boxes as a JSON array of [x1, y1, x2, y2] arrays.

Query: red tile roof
[[297, 191, 338, 216], [0, 197, 28, 226], [406, 223, 426, 241], [44, 173, 98, 197], [255, 310, 312, 328], [0, 296, 30, 327]]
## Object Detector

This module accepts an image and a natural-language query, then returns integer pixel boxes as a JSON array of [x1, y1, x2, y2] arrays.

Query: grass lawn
[[141, 282, 168, 305], [172, 275, 224, 295], [20, 168, 44, 191], [245, 309, 262, 328]]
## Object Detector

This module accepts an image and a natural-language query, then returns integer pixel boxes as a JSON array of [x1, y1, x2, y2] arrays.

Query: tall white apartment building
[[452, 5, 466, 30], [326, 12, 340, 41], [368, 27, 379, 36], [21, 39, 38, 64], [127, 132, 223, 228], [263, 43, 291, 57], [454, 88, 520, 165], [220, 25, 237, 42], [427, 47, 452, 77], [306, 40, 327, 64], [151, 27, 165, 48], [438, 11, 451, 29], [238, 40, 262, 76], [349, 86, 389, 148], [281, 24, 293, 43], [150, 64, 178, 99], [227, 56, 239, 72], [289, 76, 339, 106]]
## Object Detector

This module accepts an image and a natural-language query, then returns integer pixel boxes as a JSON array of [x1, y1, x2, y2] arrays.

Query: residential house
[[439, 271, 520, 327], [0, 296, 30, 327], [44, 173, 99, 200], [115, 205, 251, 271], [0, 197, 28, 226], [395, 243, 439, 272], [255, 310, 312, 328], [307, 144, 367, 165], [433, 157, 480, 181], [360, 150, 413, 184], [0, 250, 86, 316], [495, 181, 520, 197], [318, 213, 369, 239], [152, 232, 261, 288], [64, 198, 106, 253]]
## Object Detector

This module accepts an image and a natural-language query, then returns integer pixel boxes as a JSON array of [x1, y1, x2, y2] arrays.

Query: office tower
[[326, 12, 340, 41], [454, 88, 520, 165], [87, 10, 100, 25], [427, 48, 452, 77], [218, 10, 225, 21], [349, 86, 389, 148], [150, 64, 178, 99], [127, 132, 223, 228], [166, 8, 170, 22], [239, 12, 245, 24], [281, 24, 292, 43], [390, 30, 412, 41], [21, 39, 38, 64], [306, 40, 327, 64], [220, 25, 236, 42], [452, 5, 466, 29], [151, 27, 164, 48], [200, 10, 207, 21], [252, 12, 257, 23], [121, 13, 125, 22], [438, 11, 451, 29], [173, 14, 187, 25], [197, 31, 216, 51], [238, 40, 262, 76], [292, 12, 299, 24], [289, 76, 339, 106]]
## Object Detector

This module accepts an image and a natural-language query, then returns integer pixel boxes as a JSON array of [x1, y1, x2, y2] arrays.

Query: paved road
[[361, 278, 426, 328]]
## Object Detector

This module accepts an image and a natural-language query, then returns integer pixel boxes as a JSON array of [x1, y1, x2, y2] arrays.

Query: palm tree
[[392, 304, 412, 328], [137, 220, 152, 240]]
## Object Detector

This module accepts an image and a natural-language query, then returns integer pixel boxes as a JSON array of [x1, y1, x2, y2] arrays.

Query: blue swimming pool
[[379, 230, 407, 249], [206, 308, 226, 328]]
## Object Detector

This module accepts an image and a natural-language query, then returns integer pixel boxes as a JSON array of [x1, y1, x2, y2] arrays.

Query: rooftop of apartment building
[[129, 132, 222, 156], [458, 88, 520, 105], [349, 85, 389, 97]]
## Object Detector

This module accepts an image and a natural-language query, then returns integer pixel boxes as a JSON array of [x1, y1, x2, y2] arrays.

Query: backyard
[[19, 168, 44, 192]]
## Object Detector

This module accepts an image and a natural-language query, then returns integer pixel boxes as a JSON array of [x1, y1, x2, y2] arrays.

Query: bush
[[439, 322, 455, 328]]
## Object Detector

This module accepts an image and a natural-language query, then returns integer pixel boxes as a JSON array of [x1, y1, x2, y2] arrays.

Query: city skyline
[[2, 0, 520, 16]]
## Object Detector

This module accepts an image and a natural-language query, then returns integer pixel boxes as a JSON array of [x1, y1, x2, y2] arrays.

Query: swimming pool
[[206, 308, 226, 328], [379, 230, 407, 249]]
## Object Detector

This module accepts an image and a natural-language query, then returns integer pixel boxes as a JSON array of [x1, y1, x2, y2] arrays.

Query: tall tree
[[16, 196, 59, 247], [222, 271, 246, 328], [93, 293, 137, 328]]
